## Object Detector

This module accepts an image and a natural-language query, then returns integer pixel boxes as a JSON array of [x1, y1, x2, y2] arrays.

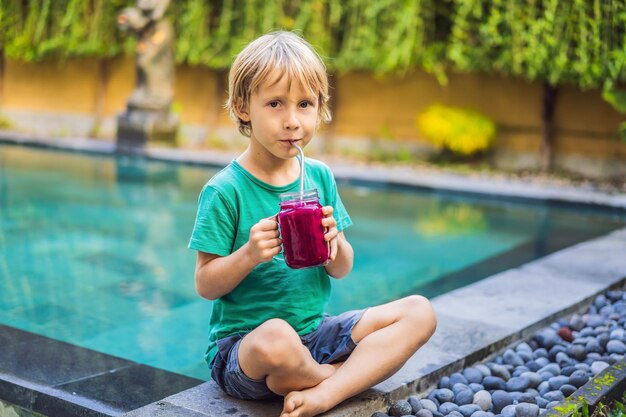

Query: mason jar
[[278, 189, 330, 269]]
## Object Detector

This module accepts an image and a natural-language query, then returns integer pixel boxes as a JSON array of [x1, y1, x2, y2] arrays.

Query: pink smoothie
[[278, 196, 329, 269]]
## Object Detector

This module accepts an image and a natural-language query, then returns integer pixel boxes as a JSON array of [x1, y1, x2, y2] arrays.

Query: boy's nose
[[283, 109, 300, 130]]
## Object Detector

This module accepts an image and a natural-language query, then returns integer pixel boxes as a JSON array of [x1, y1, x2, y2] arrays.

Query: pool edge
[[1, 133, 624, 210]]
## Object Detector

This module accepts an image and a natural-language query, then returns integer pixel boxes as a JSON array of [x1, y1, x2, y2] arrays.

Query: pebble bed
[[374, 290, 626, 417]]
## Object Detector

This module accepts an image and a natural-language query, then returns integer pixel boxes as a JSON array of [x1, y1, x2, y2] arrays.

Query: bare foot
[[280, 383, 335, 417]]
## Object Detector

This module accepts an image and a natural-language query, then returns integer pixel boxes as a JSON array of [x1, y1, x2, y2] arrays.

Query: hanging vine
[[1, 0, 625, 89]]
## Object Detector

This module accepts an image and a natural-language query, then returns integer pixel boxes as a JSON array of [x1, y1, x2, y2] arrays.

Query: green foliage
[[603, 88, 626, 113], [417, 104, 496, 156], [1, 0, 129, 61], [1, 0, 625, 89]]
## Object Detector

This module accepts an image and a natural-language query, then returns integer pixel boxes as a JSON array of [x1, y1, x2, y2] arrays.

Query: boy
[[189, 31, 437, 417]]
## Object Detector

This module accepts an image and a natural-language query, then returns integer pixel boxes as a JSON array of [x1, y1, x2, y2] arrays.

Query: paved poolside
[[1, 132, 625, 417]]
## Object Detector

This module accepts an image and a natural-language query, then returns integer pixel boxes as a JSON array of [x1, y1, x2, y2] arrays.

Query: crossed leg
[[237, 295, 437, 417], [238, 317, 338, 396], [280, 295, 436, 417]]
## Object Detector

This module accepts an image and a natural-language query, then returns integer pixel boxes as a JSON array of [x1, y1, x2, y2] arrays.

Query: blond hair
[[226, 31, 331, 137]]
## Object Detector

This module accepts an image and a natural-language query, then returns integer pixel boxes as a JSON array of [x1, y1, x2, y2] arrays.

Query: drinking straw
[[292, 142, 305, 196]]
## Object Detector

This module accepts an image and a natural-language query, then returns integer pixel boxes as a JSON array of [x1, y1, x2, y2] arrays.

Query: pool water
[[1, 144, 624, 379]]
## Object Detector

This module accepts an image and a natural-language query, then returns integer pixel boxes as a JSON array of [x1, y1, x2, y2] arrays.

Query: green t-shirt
[[189, 158, 352, 368]]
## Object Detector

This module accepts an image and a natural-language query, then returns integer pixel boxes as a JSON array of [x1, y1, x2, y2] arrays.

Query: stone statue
[[116, 0, 178, 150]]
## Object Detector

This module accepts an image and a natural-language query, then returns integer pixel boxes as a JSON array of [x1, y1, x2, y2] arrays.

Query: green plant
[[416, 104, 496, 156], [1, 0, 624, 92]]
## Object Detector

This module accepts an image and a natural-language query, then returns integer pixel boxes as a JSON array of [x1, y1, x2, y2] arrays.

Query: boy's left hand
[[321, 206, 339, 260]]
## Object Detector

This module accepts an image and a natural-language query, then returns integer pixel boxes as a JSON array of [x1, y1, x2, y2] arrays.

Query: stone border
[[547, 361, 626, 417], [1, 134, 626, 416]]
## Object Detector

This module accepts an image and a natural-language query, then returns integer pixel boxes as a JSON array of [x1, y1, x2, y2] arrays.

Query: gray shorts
[[210, 309, 366, 400]]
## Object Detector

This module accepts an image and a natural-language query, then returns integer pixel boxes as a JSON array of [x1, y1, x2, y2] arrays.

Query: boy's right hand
[[246, 215, 282, 264]]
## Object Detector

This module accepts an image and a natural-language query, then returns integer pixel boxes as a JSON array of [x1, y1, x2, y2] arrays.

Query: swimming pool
[[1, 144, 625, 380]]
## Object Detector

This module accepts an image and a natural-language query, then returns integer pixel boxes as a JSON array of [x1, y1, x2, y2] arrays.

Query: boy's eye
[[299, 101, 313, 108], [269, 101, 279, 108]]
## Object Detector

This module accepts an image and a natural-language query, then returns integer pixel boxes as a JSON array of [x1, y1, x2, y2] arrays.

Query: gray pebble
[[555, 352, 572, 366], [559, 384, 576, 397], [450, 372, 470, 386], [587, 315, 604, 328], [537, 381, 550, 395], [371, 413, 389, 417], [507, 376, 531, 392], [470, 412, 494, 417], [597, 333, 610, 349], [567, 344, 587, 361], [535, 329, 560, 350], [520, 372, 542, 388], [518, 351, 533, 363], [482, 376, 507, 391], [449, 412, 465, 417], [491, 390, 513, 413], [537, 364, 560, 376], [504, 350, 525, 367], [455, 389, 475, 406], [439, 376, 451, 389], [546, 401, 560, 409], [561, 366, 577, 377], [518, 393, 537, 404], [409, 395, 423, 413], [501, 405, 517, 417], [569, 314, 585, 331], [525, 388, 540, 398], [464, 368, 485, 384], [475, 364, 492, 378], [389, 400, 413, 417], [434, 389, 455, 404], [458, 405, 482, 417], [417, 410, 435, 417], [473, 390, 492, 411], [607, 340, 626, 354], [507, 392, 521, 402], [574, 363, 591, 372], [586, 339, 604, 354], [568, 370, 589, 388], [542, 390, 565, 402], [590, 361, 609, 375], [525, 361, 542, 372], [548, 375, 569, 390], [488, 364, 512, 381], [469, 383, 485, 393], [580, 327, 594, 337], [535, 397, 549, 408], [453, 383, 473, 396], [516, 403, 539, 417], [440, 402, 460, 415], [516, 342, 533, 353], [422, 399, 439, 413]]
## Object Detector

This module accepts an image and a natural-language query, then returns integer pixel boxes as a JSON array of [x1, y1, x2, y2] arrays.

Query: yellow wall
[[1, 57, 624, 162]]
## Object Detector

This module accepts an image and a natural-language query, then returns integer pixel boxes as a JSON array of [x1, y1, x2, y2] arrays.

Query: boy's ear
[[234, 98, 250, 122]]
